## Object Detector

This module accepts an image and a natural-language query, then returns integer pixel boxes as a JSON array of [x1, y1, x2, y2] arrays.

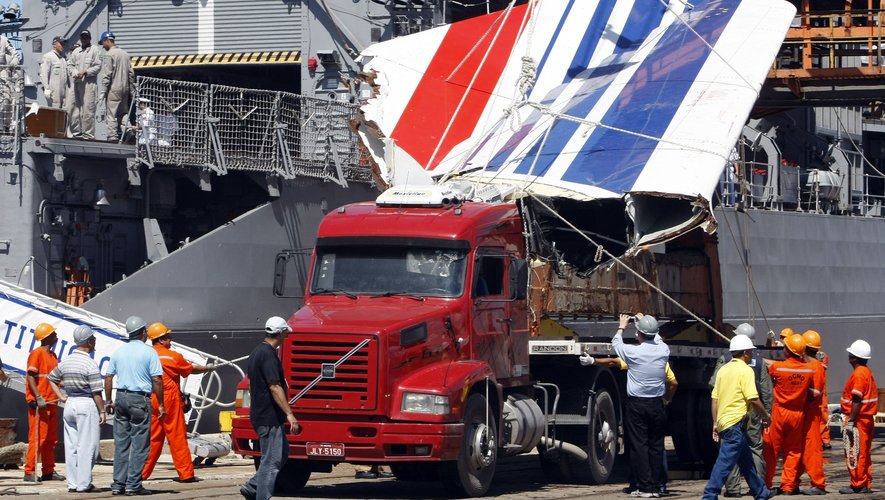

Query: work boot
[[40, 472, 65, 481], [801, 487, 826, 495], [723, 492, 743, 497], [239, 485, 256, 500], [22, 474, 39, 482], [838, 486, 872, 494], [355, 470, 378, 479], [125, 487, 152, 496], [772, 487, 799, 496]]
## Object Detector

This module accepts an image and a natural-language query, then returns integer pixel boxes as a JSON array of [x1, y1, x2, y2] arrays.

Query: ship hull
[[716, 206, 885, 387]]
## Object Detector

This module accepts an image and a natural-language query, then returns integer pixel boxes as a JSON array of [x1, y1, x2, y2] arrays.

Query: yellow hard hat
[[147, 322, 172, 340], [34, 322, 56, 341], [779, 327, 794, 339]]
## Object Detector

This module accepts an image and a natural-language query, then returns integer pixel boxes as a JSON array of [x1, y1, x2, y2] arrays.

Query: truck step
[[548, 414, 591, 425]]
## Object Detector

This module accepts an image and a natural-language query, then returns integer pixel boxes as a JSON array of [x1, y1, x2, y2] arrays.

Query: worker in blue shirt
[[612, 313, 670, 498], [104, 316, 164, 496]]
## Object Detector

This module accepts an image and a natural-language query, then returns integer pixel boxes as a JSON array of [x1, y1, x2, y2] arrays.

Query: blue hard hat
[[99, 31, 115, 43]]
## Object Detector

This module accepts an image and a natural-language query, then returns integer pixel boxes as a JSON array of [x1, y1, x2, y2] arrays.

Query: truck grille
[[284, 334, 378, 411]]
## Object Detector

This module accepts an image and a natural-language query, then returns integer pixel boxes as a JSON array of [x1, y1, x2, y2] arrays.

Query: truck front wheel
[[442, 393, 498, 497]]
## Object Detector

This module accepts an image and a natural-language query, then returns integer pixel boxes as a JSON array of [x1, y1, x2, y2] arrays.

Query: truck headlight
[[236, 389, 251, 409], [402, 392, 450, 415]]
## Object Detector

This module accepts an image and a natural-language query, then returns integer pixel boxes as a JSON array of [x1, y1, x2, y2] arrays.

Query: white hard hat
[[735, 323, 755, 339], [846, 339, 872, 360], [636, 315, 659, 335], [264, 316, 291, 336], [729, 334, 755, 352]]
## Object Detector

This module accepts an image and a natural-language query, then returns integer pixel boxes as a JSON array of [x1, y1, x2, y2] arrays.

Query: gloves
[[205, 363, 217, 372], [579, 354, 595, 366], [35, 395, 47, 408], [43, 89, 51, 99]]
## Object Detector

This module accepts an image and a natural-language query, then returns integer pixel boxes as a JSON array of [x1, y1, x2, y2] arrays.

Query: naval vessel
[[0, 0, 882, 439]]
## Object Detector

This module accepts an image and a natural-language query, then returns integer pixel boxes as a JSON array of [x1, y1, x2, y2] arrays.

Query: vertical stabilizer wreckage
[[357, 0, 795, 250]]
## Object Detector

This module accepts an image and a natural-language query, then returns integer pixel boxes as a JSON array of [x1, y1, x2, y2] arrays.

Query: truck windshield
[[311, 246, 468, 297]]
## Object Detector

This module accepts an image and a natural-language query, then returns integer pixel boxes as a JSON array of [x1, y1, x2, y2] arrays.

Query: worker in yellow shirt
[[703, 334, 772, 500]]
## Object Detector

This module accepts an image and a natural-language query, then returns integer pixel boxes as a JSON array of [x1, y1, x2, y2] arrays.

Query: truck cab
[[232, 186, 537, 496]]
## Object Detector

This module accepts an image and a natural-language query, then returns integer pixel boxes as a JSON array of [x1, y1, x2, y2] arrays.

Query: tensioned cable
[[526, 192, 729, 342]]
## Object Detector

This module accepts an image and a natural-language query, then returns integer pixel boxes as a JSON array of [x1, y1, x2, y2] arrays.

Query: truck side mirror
[[509, 259, 528, 300], [273, 249, 312, 298]]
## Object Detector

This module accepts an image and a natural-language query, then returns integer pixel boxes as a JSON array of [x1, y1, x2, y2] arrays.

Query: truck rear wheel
[[537, 388, 618, 485], [586, 388, 618, 484], [390, 462, 440, 481], [441, 393, 497, 497], [274, 459, 311, 495]]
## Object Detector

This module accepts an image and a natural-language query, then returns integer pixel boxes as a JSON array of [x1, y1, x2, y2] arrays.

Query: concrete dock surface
[[0, 441, 881, 499]]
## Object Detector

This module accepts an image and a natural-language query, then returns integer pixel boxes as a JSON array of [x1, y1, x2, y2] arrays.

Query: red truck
[[231, 184, 729, 496]]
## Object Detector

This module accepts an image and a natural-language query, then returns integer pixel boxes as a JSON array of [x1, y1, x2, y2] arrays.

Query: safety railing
[[857, 173, 885, 217], [136, 78, 210, 167], [718, 161, 885, 218], [135, 76, 373, 184]]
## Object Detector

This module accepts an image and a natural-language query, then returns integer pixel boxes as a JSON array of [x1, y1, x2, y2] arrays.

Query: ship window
[[474, 256, 505, 297]]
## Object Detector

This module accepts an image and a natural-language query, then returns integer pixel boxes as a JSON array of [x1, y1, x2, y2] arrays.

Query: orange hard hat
[[802, 330, 822, 350], [147, 322, 172, 340], [780, 327, 794, 339], [34, 322, 56, 341], [784, 334, 806, 356]]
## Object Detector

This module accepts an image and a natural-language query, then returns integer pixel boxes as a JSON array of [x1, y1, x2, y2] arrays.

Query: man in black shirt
[[240, 316, 300, 500]]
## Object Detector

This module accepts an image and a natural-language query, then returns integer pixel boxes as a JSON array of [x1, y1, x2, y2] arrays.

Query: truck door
[[471, 251, 511, 381]]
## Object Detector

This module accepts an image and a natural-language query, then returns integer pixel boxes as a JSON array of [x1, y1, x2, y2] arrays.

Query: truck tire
[[273, 459, 311, 495], [585, 388, 618, 484], [536, 388, 618, 485], [669, 389, 699, 463], [390, 462, 440, 481], [693, 390, 718, 467], [441, 393, 497, 497]]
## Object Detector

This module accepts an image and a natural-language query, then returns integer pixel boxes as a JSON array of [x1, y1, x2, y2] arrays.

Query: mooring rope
[[843, 420, 860, 471]]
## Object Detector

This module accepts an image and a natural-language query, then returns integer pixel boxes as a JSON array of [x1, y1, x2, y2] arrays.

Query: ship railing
[[0, 65, 24, 162], [718, 160, 782, 210], [857, 172, 885, 217], [135, 76, 373, 184]]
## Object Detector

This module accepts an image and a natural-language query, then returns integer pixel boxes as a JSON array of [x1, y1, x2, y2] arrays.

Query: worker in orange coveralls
[[837, 339, 878, 495], [797, 329, 827, 495], [24, 322, 65, 483], [763, 334, 814, 495], [142, 322, 216, 482], [809, 334, 831, 449]]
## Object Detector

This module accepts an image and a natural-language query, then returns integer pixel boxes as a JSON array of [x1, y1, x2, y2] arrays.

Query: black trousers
[[625, 396, 667, 493]]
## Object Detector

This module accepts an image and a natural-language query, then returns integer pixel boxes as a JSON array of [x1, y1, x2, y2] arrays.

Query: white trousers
[[63, 396, 99, 491]]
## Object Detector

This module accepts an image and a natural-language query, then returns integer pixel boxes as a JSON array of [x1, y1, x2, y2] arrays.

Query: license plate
[[306, 442, 345, 458]]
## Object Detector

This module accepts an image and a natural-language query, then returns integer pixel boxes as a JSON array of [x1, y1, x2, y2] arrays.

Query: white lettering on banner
[[0, 288, 207, 397]]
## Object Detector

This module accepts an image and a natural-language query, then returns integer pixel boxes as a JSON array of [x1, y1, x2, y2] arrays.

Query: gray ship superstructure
[[0, 0, 882, 435], [0, 0, 461, 432]]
